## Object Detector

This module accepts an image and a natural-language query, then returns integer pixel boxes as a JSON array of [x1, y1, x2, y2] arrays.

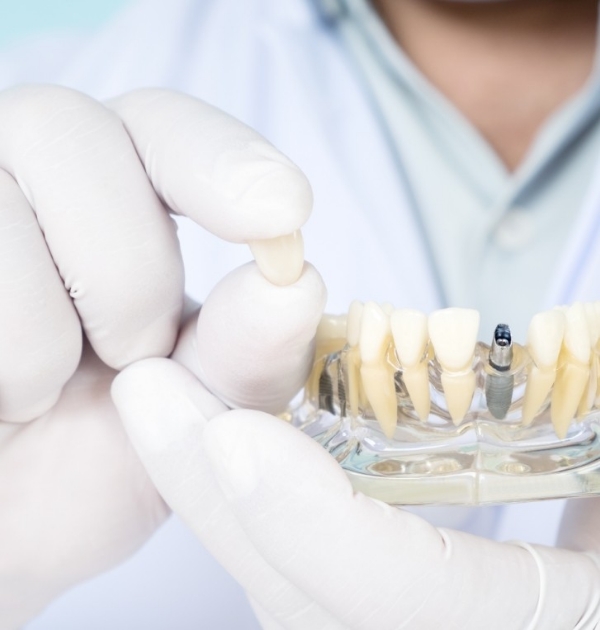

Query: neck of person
[[371, 0, 599, 171]]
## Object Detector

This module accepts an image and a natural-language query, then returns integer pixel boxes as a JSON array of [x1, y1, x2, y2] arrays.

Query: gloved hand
[[113, 356, 600, 629], [0, 84, 323, 628]]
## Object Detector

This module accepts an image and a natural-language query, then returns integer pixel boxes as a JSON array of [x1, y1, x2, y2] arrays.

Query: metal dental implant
[[485, 323, 514, 419]]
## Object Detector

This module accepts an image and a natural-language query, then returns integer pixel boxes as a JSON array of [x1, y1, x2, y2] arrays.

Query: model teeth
[[578, 303, 599, 416], [359, 302, 397, 438], [522, 310, 565, 425], [428, 308, 479, 424], [308, 300, 600, 440], [390, 309, 428, 367], [315, 314, 347, 357], [346, 300, 364, 348], [550, 303, 591, 438], [346, 300, 363, 418], [390, 309, 430, 421], [381, 302, 394, 316]]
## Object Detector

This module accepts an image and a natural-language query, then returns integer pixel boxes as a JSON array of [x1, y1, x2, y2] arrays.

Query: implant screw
[[486, 324, 514, 420]]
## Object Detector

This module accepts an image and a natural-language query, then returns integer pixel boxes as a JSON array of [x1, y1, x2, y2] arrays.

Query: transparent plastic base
[[290, 343, 600, 506]]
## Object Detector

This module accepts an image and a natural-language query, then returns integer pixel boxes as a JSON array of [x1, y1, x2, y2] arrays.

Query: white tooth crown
[[563, 302, 591, 364], [391, 309, 430, 421], [522, 309, 565, 426], [526, 310, 565, 369], [428, 308, 479, 424], [359, 302, 397, 438], [359, 302, 390, 363], [316, 314, 347, 342], [346, 300, 364, 347], [550, 303, 592, 438], [428, 308, 480, 371], [390, 309, 428, 367]]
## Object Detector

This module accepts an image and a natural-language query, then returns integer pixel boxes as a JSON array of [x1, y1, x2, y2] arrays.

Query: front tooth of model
[[551, 303, 591, 438], [428, 308, 479, 424], [578, 303, 599, 416], [359, 302, 397, 437], [585, 303, 600, 347], [347, 301, 364, 347], [346, 301, 364, 417], [316, 314, 347, 356], [522, 310, 566, 425], [390, 309, 430, 421], [381, 302, 395, 316], [307, 313, 347, 402]]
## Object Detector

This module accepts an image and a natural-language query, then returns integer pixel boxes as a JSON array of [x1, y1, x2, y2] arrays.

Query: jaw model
[[299, 301, 600, 505]]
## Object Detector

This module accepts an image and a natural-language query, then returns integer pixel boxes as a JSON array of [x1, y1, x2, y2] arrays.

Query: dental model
[[390, 309, 430, 421], [358, 303, 397, 438], [295, 300, 600, 506], [428, 308, 479, 425], [550, 303, 591, 438]]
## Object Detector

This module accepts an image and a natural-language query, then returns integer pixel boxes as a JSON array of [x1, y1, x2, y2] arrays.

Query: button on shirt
[[319, 0, 600, 340]]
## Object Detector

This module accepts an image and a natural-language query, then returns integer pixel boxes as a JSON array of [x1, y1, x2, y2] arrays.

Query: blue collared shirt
[[318, 0, 600, 340]]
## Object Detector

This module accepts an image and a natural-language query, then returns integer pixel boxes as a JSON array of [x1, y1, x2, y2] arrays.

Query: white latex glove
[[0, 84, 319, 628], [114, 354, 600, 629]]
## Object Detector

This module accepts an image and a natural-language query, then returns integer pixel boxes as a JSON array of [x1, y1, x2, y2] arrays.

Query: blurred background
[[0, 0, 129, 49]]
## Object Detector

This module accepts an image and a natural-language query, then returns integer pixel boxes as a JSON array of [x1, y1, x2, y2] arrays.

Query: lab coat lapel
[[544, 149, 600, 306]]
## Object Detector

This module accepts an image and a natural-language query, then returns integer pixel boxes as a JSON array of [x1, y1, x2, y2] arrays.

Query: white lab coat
[[3, 0, 597, 627]]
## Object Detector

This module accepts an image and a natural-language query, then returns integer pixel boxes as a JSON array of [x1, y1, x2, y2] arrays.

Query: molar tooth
[[522, 310, 565, 425], [551, 303, 590, 438], [390, 309, 430, 421], [359, 302, 397, 437], [428, 308, 479, 424]]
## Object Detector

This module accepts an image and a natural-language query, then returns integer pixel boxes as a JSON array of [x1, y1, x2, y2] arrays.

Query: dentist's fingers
[[0, 85, 184, 369], [192, 262, 326, 413], [109, 89, 313, 285], [111, 359, 341, 630], [0, 170, 81, 421], [204, 413, 600, 630]]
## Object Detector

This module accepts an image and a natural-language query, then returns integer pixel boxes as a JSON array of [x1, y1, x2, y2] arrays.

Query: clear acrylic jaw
[[290, 336, 600, 506]]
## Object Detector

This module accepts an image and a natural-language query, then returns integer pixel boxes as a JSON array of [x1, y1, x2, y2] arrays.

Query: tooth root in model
[[550, 303, 591, 439], [428, 307, 480, 425], [578, 352, 598, 418], [306, 313, 344, 401], [522, 310, 566, 425], [345, 301, 363, 418], [390, 308, 430, 421], [578, 303, 600, 417], [359, 302, 397, 438]]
